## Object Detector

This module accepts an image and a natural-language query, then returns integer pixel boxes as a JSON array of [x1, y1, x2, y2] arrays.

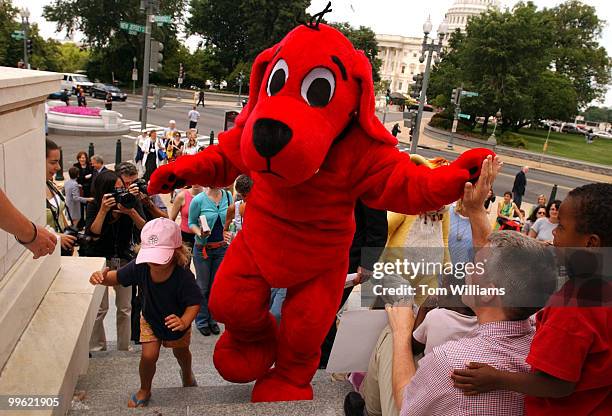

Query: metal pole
[[22, 17, 29, 68], [409, 43, 434, 154], [115, 139, 122, 167], [88, 142, 95, 158], [55, 147, 64, 181], [140, 2, 153, 131], [449, 84, 463, 150], [237, 73, 243, 106]]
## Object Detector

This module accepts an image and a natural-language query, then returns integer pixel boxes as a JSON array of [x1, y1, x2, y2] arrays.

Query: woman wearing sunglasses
[[523, 204, 546, 235]]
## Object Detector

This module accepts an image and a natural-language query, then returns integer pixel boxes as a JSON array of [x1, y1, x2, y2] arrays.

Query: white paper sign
[[326, 310, 389, 373]]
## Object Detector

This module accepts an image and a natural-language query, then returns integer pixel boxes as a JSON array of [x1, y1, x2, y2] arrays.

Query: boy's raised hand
[[89, 267, 109, 285], [451, 362, 501, 395], [165, 314, 186, 331]]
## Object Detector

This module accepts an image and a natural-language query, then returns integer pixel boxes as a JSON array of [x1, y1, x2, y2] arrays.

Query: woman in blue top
[[188, 187, 232, 336]]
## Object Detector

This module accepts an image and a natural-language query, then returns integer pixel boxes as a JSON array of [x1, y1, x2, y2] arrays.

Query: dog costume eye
[[267, 59, 289, 96], [301, 67, 335, 107]]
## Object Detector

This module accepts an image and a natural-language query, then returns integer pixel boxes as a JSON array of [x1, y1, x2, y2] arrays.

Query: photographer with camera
[[85, 170, 146, 351], [115, 162, 168, 221]]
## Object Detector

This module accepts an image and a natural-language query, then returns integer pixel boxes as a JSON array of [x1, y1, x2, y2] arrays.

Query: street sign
[[120, 22, 146, 33], [12, 30, 24, 35], [154, 15, 172, 23], [451, 119, 459, 133], [458, 113, 471, 119], [177, 77, 184, 85], [461, 90, 479, 97], [11, 33, 24, 40], [132, 68, 138, 81]]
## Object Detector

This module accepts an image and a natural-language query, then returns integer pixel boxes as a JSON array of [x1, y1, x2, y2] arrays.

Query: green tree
[[0, 0, 23, 67], [43, 0, 186, 84], [427, 2, 598, 132], [329, 22, 381, 82], [545, 0, 611, 106], [582, 106, 611, 123], [54, 42, 90, 73], [187, 0, 310, 77]]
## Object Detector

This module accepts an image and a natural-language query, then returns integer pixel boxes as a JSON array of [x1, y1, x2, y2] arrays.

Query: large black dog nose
[[253, 118, 293, 158]]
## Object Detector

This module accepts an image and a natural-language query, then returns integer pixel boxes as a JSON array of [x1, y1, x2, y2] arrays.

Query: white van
[[61, 73, 94, 93]]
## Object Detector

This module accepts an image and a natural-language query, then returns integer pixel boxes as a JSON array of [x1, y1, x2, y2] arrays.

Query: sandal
[[180, 369, 198, 387], [128, 392, 150, 408]]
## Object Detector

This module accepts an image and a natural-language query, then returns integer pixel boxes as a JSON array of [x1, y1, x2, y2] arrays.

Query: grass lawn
[[465, 126, 612, 166]]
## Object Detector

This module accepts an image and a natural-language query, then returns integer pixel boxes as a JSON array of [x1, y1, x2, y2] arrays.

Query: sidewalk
[[387, 121, 611, 183]]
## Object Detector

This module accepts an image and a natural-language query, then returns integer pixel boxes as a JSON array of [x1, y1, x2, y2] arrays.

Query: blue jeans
[[269, 288, 287, 323], [193, 244, 227, 329]]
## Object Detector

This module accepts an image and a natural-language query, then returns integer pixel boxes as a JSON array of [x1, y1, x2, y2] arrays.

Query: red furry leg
[[209, 233, 278, 383]]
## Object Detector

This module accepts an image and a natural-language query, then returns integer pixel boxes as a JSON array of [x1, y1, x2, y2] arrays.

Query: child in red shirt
[[451, 183, 612, 415]]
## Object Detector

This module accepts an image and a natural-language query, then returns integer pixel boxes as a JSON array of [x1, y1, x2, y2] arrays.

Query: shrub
[[428, 113, 452, 130], [499, 132, 528, 149]]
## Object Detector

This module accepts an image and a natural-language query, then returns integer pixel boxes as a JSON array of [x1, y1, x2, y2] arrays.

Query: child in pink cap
[[89, 218, 202, 408]]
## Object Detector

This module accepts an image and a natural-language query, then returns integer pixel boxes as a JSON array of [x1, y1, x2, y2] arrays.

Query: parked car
[[593, 131, 612, 139], [562, 124, 587, 134], [90, 83, 128, 101], [408, 102, 434, 112], [60, 73, 94, 93], [47, 90, 72, 100]]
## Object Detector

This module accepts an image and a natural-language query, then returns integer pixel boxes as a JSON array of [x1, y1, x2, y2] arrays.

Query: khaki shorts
[[139, 315, 191, 348]]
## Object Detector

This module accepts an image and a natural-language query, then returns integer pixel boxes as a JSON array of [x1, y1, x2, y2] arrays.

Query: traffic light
[[451, 87, 462, 105], [411, 73, 424, 99], [385, 88, 391, 104], [179, 63, 185, 79], [150, 40, 164, 72], [26, 39, 33, 56], [403, 111, 416, 129]]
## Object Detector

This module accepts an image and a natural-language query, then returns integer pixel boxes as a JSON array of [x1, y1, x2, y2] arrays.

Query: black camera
[[112, 188, 138, 209], [134, 178, 148, 195], [64, 227, 93, 247]]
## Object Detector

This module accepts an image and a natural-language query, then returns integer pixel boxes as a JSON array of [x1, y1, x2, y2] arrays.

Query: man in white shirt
[[163, 120, 177, 139], [188, 107, 201, 131]]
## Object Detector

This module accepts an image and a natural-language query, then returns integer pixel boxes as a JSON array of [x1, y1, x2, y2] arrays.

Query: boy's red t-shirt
[[525, 306, 612, 415]]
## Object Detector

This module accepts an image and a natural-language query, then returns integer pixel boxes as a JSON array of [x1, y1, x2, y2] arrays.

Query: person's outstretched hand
[[24, 225, 58, 259], [462, 155, 503, 215]]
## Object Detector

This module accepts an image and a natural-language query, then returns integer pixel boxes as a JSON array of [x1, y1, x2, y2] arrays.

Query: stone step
[[69, 329, 352, 415], [69, 374, 349, 415]]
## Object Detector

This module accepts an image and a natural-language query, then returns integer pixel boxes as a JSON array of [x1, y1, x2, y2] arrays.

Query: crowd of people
[[1, 133, 607, 413]]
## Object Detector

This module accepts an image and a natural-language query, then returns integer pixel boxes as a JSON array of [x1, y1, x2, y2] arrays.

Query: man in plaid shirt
[[350, 157, 558, 416]]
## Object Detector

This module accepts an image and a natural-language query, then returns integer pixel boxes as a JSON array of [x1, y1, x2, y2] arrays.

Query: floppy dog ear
[[235, 45, 278, 127], [353, 51, 397, 145]]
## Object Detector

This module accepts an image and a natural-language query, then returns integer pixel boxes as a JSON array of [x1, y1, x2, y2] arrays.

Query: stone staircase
[[68, 329, 352, 415]]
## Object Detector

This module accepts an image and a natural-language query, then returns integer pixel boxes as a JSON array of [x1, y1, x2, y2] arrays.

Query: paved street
[[49, 100, 592, 207]]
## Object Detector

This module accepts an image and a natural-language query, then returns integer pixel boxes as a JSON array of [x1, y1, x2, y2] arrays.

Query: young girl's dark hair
[[235, 174, 253, 197], [567, 183, 612, 246], [93, 170, 120, 204]]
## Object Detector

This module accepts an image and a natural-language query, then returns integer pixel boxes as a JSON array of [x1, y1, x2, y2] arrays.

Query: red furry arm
[[148, 128, 244, 194], [351, 144, 494, 215]]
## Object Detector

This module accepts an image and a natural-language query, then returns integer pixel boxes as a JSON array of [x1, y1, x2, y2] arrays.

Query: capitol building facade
[[376, 0, 501, 96]]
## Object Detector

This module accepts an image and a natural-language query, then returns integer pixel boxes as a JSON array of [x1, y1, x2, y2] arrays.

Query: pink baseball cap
[[136, 218, 182, 265]]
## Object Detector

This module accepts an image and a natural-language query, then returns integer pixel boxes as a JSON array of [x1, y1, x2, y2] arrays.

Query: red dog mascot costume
[[149, 16, 494, 402]]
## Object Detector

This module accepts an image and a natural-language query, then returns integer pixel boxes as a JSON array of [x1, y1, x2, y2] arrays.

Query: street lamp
[[409, 17, 447, 154], [20, 7, 30, 69], [488, 109, 502, 145]]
